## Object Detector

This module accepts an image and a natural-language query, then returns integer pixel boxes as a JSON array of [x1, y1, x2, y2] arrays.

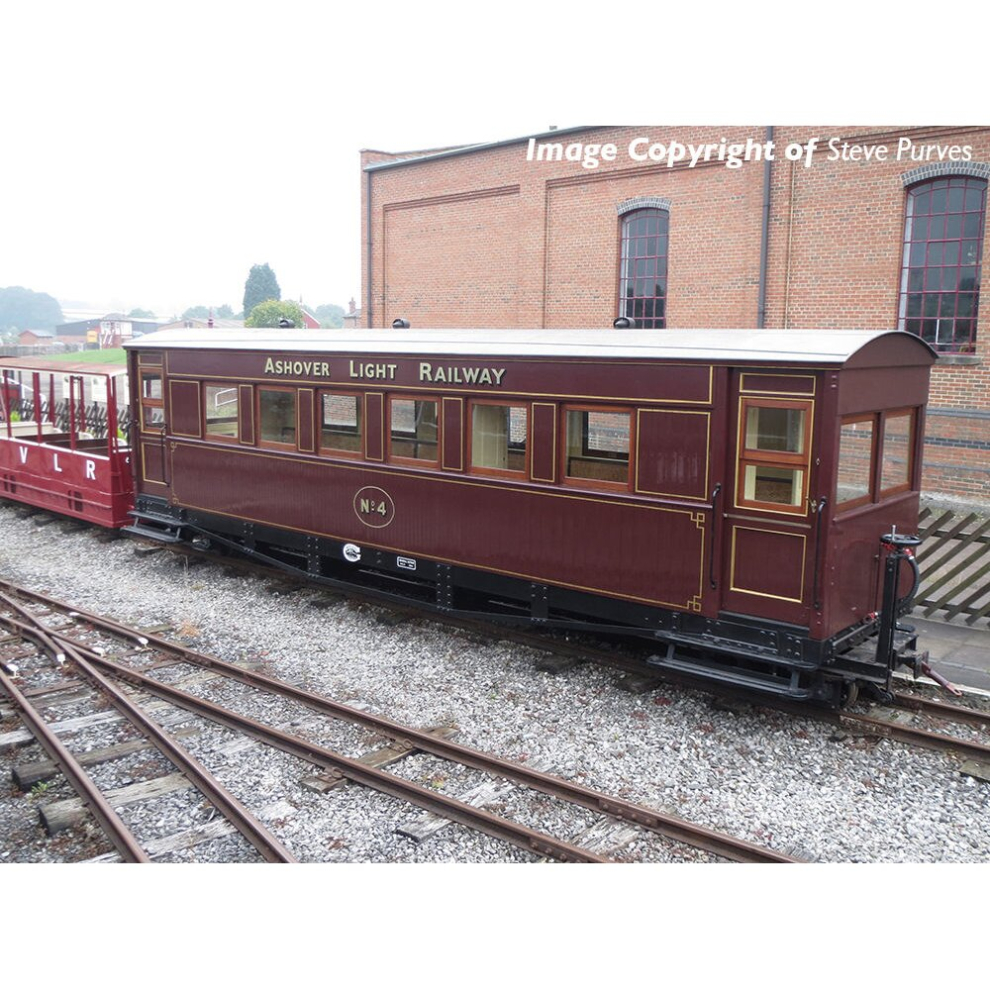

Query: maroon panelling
[[825, 492, 920, 636], [364, 393, 384, 461], [635, 409, 710, 500], [838, 367, 931, 416], [739, 373, 816, 396], [530, 402, 557, 483], [140, 440, 166, 486], [165, 350, 714, 406], [726, 525, 808, 622], [0, 438, 134, 527], [169, 441, 708, 612], [238, 385, 254, 445], [298, 389, 315, 453], [168, 380, 202, 438], [442, 397, 463, 471]]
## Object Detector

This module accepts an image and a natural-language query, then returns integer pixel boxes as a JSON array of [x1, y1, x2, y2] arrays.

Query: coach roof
[[123, 327, 936, 366]]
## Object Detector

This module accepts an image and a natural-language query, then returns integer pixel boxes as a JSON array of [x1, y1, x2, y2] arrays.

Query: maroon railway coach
[[123, 328, 936, 704], [0, 358, 133, 527]]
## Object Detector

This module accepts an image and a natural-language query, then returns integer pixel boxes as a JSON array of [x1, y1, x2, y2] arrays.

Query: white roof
[[124, 327, 931, 365]]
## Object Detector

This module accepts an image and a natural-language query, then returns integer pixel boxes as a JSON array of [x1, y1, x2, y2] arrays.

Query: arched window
[[899, 175, 986, 352], [618, 207, 669, 328]]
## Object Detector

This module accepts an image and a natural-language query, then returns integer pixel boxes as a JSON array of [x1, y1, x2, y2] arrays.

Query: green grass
[[48, 348, 127, 365]]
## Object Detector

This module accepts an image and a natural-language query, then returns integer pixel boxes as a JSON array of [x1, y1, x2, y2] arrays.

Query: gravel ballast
[[1, 502, 988, 863]]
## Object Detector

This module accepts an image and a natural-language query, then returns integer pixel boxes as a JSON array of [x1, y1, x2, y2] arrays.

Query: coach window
[[320, 391, 363, 457], [737, 399, 812, 513], [140, 371, 164, 431], [880, 410, 915, 496], [836, 416, 875, 509], [258, 387, 297, 449], [563, 406, 631, 489], [470, 401, 528, 477], [204, 384, 239, 441], [389, 397, 439, 466]]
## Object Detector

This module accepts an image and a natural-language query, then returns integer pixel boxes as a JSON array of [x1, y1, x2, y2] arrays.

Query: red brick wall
[[360, 126, 990, 501]]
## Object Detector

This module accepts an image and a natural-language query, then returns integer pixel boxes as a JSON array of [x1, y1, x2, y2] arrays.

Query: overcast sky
[[0, 4, 965, 321]]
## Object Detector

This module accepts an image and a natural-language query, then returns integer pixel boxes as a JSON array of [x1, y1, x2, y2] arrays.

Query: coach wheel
[[839, 680, 860, 709]]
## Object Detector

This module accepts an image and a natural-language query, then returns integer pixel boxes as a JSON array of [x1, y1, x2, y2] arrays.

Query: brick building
[[360, 125, 990, 502]]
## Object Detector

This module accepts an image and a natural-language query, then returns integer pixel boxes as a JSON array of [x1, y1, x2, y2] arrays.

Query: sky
[[2, 3, 964, 323]]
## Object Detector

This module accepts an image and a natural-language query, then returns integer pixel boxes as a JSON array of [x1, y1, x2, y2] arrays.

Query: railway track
[[0, 589, 297, 863], [0, 578, 796, 864]]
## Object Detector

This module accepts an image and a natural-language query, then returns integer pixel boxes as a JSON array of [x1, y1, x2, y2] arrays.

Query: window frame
[[318, 389, 364, 460], [735, 397, 813, 516], [878, 407, 917, 499], [835, 414, 877, 512], [617, 207, 669, 329], [202, 382, 240, 444], [139, 370, 164, 432], [387, 394, 441, 469], [561, 403, 634, 492], [467, 398, 530, 480], [256, 385, 299, 452], [898, 175, 986, 353]]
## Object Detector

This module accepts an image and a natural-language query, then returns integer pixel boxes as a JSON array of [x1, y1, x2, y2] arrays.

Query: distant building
[[155, 317, 246, 332], [343, 298, 362, 329], [17, 328, 57, 347]]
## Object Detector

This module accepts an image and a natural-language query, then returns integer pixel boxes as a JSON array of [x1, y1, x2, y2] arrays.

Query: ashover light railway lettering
[[418, 363, 506, 385], [262, 357, 507, 387]]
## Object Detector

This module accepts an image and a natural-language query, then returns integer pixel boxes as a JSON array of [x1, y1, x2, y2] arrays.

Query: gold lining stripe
[[732, 394, 815, 518], [298, 388, 315, 453], [156, 363, 715, 406], [740, 373, 817, 397], [169, 440, 707, 609], [167, 379, 201, 438], [531, 402, 557, 483], [729, 525, 807, 603], [441, 397, 464, 471]]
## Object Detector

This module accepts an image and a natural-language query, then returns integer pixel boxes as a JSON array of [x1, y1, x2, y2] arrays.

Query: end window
[[836, 417, 875, 508], [881, 410, 915, 495]]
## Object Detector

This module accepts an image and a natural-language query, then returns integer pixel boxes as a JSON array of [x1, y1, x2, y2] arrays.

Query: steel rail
[[833, 709, 990, 763], [0, 599, 297, 863], [891, 691, 990, 731], [72, 650, 607, 863], [0, 664, 150, 863], [0, 582, 796, 863]]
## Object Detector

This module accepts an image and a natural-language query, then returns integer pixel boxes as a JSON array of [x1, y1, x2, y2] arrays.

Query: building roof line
[[362, 126, 599, 172]]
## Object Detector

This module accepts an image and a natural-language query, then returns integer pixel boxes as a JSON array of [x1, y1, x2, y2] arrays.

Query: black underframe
[[128, 495, 911, 704]]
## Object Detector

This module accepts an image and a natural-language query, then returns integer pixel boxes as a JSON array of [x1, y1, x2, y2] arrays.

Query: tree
[[182, 305, 211, 320], [315, 303, 345, 329], [245, 299, 306, 328], [0, 286, 63, 332], [243, 264, 280, 318], [127, 307, 156, 319]]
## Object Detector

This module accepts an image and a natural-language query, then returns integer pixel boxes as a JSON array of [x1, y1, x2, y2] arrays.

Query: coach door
[[136, 358, 170, 492], [719, 372, 819, 625]]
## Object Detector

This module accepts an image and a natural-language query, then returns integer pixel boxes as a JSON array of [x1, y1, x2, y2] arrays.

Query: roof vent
[[392, 318, 411, 329], [613, 316, 637, 329]]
